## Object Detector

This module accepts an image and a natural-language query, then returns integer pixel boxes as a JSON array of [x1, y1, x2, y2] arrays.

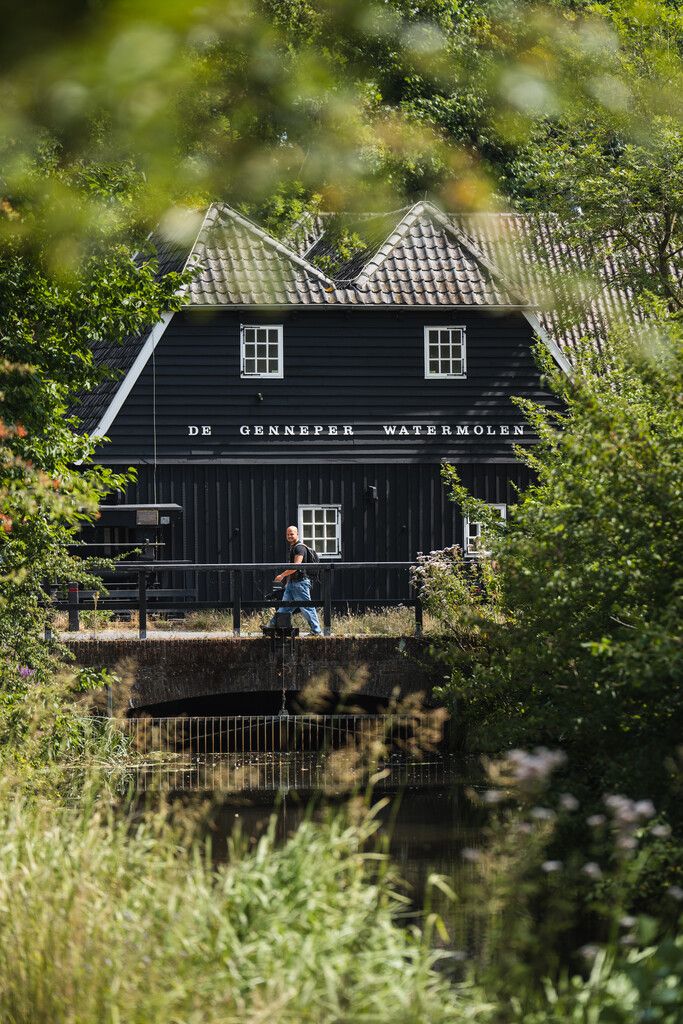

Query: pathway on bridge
[[60, 630, 325, 641]]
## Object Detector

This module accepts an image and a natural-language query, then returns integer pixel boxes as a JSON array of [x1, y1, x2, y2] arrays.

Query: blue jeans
[[268, 577, 321, 634]]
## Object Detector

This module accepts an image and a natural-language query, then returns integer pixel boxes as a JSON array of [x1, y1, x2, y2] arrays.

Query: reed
[[0, 778, 458, 1024]]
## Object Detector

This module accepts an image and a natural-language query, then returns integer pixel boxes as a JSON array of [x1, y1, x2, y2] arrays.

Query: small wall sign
[[185, 423, 526, 439]]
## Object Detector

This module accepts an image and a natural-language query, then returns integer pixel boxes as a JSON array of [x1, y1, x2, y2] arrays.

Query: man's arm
[[275, 553, 303, 583]]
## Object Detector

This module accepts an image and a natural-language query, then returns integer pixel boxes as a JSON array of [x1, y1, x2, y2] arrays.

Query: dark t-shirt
[[290, 542, 308, 581]]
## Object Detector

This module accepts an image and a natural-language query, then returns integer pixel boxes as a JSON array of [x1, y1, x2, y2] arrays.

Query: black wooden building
[[76, 201, 618, 601]]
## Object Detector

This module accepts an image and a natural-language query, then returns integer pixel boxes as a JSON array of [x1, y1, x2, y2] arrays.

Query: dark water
[[124, 752, 486, 930]]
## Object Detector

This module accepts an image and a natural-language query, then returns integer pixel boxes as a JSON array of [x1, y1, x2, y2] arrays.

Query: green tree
[[428, 326, 683, 815], [507, 0, 683, 313], [0, 157, 187, 695]]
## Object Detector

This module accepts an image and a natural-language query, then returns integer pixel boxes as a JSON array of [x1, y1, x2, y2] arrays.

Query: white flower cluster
[[506, 747, 567, 789], [602, 794, 656, 852], [410, 546, 462, 590]]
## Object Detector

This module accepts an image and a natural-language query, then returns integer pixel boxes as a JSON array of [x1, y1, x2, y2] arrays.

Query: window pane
[[267, 360, 278, 373], [268, 344, 278, 357], [244, 359, 255, 374], [244, 328, 255, 343], [302, 510, 312, 523], [256, 359, 267, 373]]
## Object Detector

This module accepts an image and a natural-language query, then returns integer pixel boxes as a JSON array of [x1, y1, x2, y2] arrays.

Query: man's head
[[285, 525, 298, 545]]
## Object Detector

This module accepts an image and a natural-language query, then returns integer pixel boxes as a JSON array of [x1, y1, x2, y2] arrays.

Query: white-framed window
[[298, 504, 342, 559], [424, 326, 467, 379], [463, 503, 506, 557], [240, 324, 283, 378]]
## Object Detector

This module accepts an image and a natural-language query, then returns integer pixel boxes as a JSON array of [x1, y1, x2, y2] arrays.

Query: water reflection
[[126, 751, 467, 794], [120, 751, 485, 935]]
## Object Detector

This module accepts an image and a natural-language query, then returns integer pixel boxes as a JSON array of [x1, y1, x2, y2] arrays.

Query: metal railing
[[49, 561, 423, 638], [119, 714, 420, 755]]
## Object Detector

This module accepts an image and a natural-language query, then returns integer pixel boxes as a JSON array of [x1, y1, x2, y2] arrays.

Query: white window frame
[[463, 503, 507, 557], [298, 504, 342, 560], [424, 325, 467, 379], [240, 324, 284, 379]]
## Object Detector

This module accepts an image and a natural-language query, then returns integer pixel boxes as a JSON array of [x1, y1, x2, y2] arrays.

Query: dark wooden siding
[[117, 461, 533, 601], [98, 307, 558, 464]]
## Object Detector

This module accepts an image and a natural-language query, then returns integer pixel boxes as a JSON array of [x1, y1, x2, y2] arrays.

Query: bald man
[[267, 525, 322, 635]]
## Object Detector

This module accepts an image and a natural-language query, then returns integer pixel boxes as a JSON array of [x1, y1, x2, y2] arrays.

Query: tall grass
[[0, 782, 458, 1024]]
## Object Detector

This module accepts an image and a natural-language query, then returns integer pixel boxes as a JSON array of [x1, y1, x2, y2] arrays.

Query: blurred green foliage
[[0, 150, 190, 694], [0, 765, 459, 1024]]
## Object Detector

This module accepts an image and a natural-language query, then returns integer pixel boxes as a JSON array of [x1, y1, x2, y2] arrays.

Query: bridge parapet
[[65, 635, 439, 709]]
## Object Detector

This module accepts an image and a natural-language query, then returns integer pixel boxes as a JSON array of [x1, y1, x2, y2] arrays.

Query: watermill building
[[76, 201, 626, 601]]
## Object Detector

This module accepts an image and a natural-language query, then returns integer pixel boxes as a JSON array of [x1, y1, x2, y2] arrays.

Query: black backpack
[[303, 544, 320, 563]]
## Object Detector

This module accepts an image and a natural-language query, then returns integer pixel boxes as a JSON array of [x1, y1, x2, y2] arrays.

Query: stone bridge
[[65, 635, 441, 710]]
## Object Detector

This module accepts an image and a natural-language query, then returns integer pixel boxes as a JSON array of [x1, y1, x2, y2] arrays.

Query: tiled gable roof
[[343, 203, 520, 306], [184, 201, 524, 308], [78, 199, 646, 434], [186, 204, 337, 306]]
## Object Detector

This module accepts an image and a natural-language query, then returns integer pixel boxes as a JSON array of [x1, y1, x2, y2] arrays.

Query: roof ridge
[[180, 205, 219, 282], [209, 203, 335, 287], [346, 200, 529, 305], [346, 202, 433, 285]]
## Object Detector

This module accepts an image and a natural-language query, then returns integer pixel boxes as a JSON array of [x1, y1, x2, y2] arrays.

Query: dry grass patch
[[54, 606, 441, 636]]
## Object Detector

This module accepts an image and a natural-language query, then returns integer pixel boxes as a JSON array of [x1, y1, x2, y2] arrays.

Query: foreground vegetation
[[0, 781, 456, 1024], [416, 329, 683, 823], [1, 717, 682, 1024]]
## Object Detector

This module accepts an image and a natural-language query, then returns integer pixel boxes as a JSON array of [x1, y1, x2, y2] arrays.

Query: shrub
[[432, 328, 683, 814]]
